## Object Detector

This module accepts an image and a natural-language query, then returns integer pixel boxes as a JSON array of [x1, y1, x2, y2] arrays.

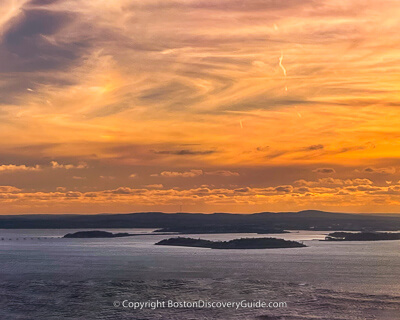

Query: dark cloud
[[335, 143, 375, 155], [1, 9, 78, 69], [265, 144, 324, 160], [363, 167, 395, 174], [110, 187, 147, 195], [274, 185, 293, 193], [154, 149, 216, 156], [306, 144, 324, 151], [297, 187, 310, 193], [0, 8, 88, 103], [65, 191, 82, 198], [265, 150, 289, 159], [111, 187, 133, 195], [221, 96, 313, 112], [295, 143, 376, 161], [5, 9, 69, 40], [256, 146, 270, 152], [313, 168, 336, 174], [234, 187, 251, 193]]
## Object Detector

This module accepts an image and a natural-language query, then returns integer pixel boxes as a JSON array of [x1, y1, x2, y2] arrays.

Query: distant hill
[[1, 210, 400, 231]]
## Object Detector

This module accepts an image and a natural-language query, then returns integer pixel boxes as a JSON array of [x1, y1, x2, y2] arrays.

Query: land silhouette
[[325, 232, 400, 241], [155, 237, 307, 249], [2, 211, 400, 231], [63, 231, 134, 238]]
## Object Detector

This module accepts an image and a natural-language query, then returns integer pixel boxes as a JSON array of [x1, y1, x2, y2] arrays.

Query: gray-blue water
[[1, 229, 399, 319]]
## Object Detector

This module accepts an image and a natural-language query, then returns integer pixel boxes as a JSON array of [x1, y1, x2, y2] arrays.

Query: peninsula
[[155, 237, 306, 249], [325, 232, 400, 241]]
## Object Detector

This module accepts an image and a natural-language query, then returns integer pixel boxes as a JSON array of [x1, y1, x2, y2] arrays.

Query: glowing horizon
[[1, 0, 400, 214]]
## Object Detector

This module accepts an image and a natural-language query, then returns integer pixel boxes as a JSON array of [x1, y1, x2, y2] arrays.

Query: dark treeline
[[155, 237, 306, 249], [1, 210, 400, 231], [325, 231, 400, 241]]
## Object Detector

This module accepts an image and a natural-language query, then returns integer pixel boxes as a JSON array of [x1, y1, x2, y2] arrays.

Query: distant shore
[[154, 226, 287, 234], [2, 211, 400, 231], [325, 232, 400, 241]]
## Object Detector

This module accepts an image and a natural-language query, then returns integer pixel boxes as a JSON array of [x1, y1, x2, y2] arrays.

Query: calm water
[[1, 229, 399, 319]]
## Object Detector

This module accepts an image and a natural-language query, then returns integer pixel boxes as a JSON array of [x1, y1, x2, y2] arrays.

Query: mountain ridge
[[1, 210, 400, 230]]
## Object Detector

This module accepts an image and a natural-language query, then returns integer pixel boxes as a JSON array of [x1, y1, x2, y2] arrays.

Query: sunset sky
[[1, 0, 400, 214]]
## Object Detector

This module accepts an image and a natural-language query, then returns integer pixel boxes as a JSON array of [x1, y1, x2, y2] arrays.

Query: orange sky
[[1, 0, 400, 214]]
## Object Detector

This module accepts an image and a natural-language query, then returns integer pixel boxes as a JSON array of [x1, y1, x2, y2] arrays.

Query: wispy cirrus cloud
[[1, 0, 400, 213]]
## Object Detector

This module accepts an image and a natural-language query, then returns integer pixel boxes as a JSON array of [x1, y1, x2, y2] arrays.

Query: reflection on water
[[1, 230, 400, 319]]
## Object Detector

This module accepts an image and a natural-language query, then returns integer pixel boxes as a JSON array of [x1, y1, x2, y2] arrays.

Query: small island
[[325, 232, 400, 241], [155, 237, 306, 249], [63, 231, 133, 238]]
